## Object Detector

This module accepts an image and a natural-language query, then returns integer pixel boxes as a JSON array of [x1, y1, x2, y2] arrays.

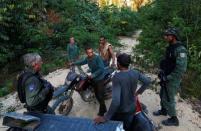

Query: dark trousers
[[93, 79, 107, 116], [111, 113, 134, 131]]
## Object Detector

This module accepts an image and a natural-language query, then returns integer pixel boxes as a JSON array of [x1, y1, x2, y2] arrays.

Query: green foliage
[[0, 0, 48, 67], [100, 5, 139, 36], [0, 0, 138, 67], [0, 0, 138, 97], [0, 80, 13, 97], [41, 48, 66, 75], [134, 0, 201, 99]]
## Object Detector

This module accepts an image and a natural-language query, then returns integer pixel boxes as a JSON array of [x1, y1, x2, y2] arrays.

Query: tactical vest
[[160, 42, 185, 76], [16, 71, 34, 103]]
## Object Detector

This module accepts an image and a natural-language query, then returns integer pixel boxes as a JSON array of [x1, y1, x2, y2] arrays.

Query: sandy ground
[[0, 31, 201, 131]]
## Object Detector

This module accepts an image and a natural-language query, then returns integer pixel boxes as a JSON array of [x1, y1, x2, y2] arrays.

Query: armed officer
[[16, 53, 54, 113], [153, 28, 187, 126]]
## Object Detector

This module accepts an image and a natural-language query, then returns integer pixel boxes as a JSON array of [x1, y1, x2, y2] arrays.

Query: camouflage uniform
[[17, 69, 54, 113], [160, 42, 187, 117]]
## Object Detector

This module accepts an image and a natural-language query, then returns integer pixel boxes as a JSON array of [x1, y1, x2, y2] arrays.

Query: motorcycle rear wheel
[[79, 88, 94, 102], [104, 84, 112, 100]]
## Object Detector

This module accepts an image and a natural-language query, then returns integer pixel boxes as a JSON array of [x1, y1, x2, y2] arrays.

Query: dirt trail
[[1, 31, 201, 131]]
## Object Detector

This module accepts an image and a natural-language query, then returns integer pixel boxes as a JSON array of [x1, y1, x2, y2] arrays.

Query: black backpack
[[16, 71, 34, 103]]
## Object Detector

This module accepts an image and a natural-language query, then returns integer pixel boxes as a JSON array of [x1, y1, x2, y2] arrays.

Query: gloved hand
[[158, 70, 168, 83], [43, 79, 54, 92], [40, 80, 54, 100], [158, 71, 169, 89]]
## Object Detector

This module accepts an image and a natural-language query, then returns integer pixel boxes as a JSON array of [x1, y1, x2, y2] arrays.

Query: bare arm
[[108, 45, 115, 65]]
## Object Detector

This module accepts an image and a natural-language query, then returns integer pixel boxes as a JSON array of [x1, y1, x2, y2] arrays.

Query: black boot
[[162, 116, 179, 126], [153, 108, 167, 116]]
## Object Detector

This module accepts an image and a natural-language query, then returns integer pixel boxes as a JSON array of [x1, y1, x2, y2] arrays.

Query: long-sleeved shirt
[[73, 55, 105, 81], [67, 43, 79, 62], [105, 69, 151, 120]]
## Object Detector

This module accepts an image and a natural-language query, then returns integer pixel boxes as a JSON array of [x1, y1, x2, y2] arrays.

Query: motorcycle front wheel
[[58, 98, 73, 115]]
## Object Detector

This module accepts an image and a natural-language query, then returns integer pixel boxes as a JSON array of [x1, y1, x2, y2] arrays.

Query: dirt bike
[[51, 66, 115, 115]]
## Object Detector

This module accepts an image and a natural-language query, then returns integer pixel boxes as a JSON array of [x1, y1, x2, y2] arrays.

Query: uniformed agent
[[16, 53, 54, 113], [153, 28, 187, 126]]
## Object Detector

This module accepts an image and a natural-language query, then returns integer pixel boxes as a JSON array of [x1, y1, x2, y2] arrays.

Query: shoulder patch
[[179, 53, 186, 58], [28, 84, 36, 92]]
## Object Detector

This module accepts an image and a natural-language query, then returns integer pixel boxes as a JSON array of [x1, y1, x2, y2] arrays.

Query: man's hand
[[94, 116, 107, 124], [158, 70, 168, 82], [43, 80, 54, 91], [87, 75, 92, 80], [111, 63, 116, 68]]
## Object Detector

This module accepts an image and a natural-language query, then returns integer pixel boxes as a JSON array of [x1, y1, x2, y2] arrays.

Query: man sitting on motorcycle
[[16, 53, 54, 114], [71, 47, 107, 117], [94, 53, 151, 131]]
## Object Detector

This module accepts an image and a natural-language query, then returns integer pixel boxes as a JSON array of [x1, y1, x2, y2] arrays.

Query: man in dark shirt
[[94, 53, 151, 130]]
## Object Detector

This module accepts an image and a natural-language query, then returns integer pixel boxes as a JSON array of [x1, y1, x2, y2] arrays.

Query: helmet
[[164, 28, 180, 40]]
